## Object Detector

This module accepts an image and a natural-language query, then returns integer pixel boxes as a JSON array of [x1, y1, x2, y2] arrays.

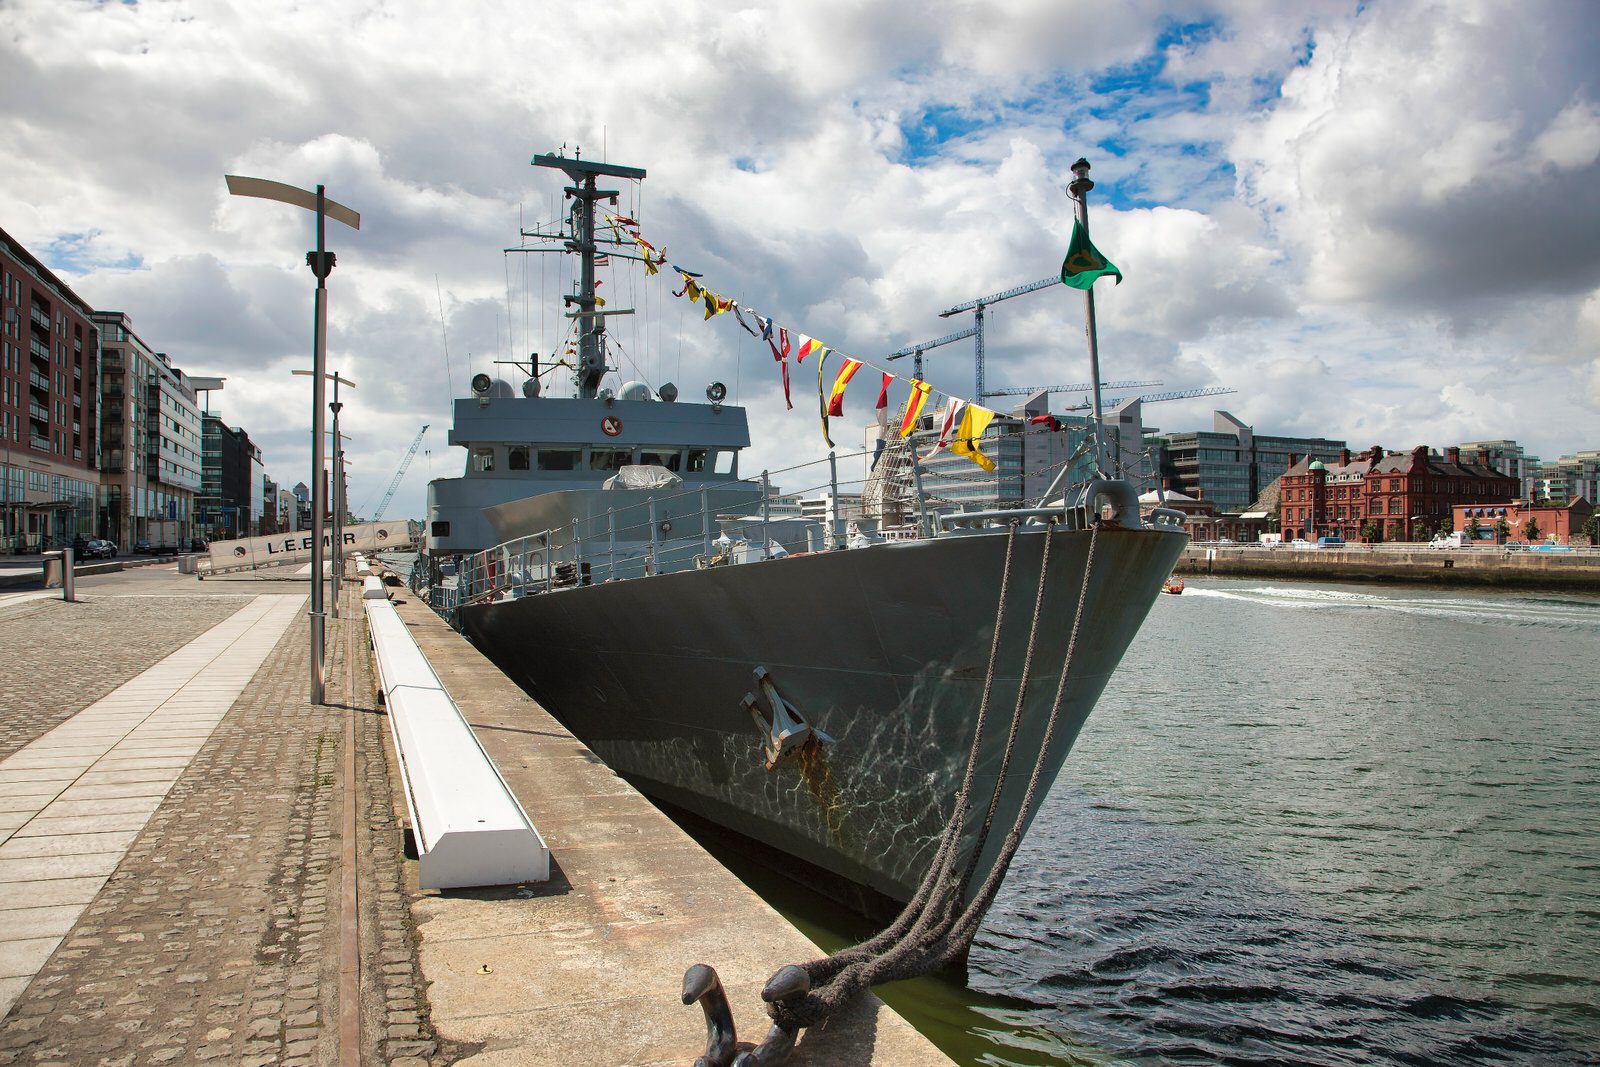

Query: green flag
[[1060, 218, 1122, 290]]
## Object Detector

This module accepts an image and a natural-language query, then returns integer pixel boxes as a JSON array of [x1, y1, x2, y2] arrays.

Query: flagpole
[[1068, 158, 1106, 476]]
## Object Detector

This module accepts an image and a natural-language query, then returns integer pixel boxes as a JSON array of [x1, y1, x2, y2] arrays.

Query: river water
[[708, 578, 1600, 1065]]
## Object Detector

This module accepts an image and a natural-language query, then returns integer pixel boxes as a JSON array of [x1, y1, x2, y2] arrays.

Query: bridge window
[[589, 448, 632, 472], [714, 450, 735, 475], [687, 449, 708, 473], [472, 448, 495, 472], [508, 447, 530, 471], [639, 448, 681, 471], [537, 448, 579, 471]]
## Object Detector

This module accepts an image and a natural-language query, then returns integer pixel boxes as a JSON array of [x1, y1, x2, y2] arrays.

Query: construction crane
[[1059, 386, 1236, 412], [983, 378, 1163, 399], [373, 425, 428, 521], [882, 326, 977, 378], [937, 276, 1060, 399]]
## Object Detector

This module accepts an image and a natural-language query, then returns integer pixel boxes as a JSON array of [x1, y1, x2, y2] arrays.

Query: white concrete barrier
[[364, 598, 548, 888], [362, 575, 387, 600], [355, 553, 372, 577]]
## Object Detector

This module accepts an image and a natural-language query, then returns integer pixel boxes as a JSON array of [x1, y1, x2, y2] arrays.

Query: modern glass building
[[1160, 411, 1345, 515]]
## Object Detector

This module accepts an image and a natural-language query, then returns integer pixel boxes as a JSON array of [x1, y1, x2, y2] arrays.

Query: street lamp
[[227, 175, 360, 705], [293, 370, 355, 617]]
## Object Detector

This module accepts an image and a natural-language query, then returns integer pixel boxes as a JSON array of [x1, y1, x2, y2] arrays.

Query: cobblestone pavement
[[0, 594, 251, 763], [0, 589, 454, 1065]]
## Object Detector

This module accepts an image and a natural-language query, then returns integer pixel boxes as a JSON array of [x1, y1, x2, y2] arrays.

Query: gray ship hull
[[460, 523, 1185, 905]]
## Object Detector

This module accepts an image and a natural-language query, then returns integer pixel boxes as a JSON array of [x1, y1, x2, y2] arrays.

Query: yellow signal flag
[[950, 404, 998, 471]]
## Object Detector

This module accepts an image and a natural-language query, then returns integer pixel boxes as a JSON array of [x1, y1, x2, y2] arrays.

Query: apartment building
[[0, 226, 101, 552]]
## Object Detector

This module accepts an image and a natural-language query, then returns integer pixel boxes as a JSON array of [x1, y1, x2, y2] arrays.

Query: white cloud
[[0, 0, 1595, 524]]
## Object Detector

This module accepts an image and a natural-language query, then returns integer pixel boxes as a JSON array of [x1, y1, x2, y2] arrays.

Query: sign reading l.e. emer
[[207, 521, 416, 572]]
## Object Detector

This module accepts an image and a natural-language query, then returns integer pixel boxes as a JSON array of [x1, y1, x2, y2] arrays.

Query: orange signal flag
[[898, 379, 933, 438], [826, 359, 863, 417]]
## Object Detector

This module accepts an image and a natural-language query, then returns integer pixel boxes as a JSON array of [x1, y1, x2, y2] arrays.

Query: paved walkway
[[0, 596, 304, 1017], [0, 574, 448, 1065]]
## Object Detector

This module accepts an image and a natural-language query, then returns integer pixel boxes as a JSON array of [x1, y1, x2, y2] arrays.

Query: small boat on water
[[1163, 576, 1185, 594]]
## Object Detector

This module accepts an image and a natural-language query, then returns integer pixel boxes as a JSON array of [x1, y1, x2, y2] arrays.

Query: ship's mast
[[531, 151, 647, 399]]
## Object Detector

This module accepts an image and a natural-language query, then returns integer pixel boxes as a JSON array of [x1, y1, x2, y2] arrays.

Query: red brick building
[[1366, 446, 1519, 542], [1280, 445, 1520, 543], [1, 226, 102, 551], [1279, 447, 1376, 541], [1455, 498, 1594, 544]]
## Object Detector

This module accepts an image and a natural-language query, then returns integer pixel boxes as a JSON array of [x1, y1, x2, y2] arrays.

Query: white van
[[1430, 531, 1468, 549]]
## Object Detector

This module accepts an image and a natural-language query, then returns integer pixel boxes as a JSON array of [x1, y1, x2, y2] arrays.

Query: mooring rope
[[755, 521, 1103, 1043], [684, 521, 1107, 1065]]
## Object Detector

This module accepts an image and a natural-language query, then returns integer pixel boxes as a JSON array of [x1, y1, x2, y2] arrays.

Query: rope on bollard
[[684, 521, 1104, 1065]]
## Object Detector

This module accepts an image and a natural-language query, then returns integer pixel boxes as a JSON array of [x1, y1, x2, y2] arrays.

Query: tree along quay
[[1174, 544, 1600, 592]]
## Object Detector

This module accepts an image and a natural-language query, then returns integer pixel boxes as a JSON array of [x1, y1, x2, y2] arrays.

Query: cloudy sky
[[3, 0, 1597, 518]]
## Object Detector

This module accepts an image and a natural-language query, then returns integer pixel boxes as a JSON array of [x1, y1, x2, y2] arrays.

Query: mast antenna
[[532, 152, 647, 399]]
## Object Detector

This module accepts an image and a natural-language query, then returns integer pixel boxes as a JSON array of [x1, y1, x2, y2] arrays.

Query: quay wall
[[1175, 546, 1600, 592]]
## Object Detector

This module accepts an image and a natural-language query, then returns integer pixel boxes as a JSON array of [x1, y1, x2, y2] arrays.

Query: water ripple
[[965, 578, 1600, 1066]]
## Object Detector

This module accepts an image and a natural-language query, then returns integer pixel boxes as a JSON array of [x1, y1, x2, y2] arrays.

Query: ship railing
[[451, 446, 1144, 604]]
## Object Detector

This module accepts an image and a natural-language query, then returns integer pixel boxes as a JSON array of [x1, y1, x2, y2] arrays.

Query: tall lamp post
[[293, 370, 355, 617], [227, 175, 361, 705]]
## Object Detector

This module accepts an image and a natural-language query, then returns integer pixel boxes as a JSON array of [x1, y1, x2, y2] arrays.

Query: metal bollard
[[62, 546, 75, 602]]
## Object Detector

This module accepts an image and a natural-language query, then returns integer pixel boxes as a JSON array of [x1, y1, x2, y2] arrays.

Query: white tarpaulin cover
[[207, 521, 417, 573], [602, 464, 683, 490]]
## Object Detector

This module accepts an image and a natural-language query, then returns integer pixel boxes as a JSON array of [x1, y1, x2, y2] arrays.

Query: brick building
[[1279, 447, 1377, 541], [1280, 445, 1521, 543], [1455, 499, 1594, 544], [0, 226, 101, 552], [1365, 446, 1519, 542]]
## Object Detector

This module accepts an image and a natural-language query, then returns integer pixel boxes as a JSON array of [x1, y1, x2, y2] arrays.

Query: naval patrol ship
[[424, 152, 1188, 913]]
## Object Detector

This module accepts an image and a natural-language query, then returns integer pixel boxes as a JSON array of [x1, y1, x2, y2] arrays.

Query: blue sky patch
[[898, 105, 988, 164], [44, 231, 143, 274]]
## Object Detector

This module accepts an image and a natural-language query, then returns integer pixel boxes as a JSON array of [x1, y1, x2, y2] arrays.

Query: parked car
[[190, 537, 209, 552], [82, 539, 117, 559], [1316, 536, 1346, 548], [71, 535, 90, 557], [132, 538, 153, 554]]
